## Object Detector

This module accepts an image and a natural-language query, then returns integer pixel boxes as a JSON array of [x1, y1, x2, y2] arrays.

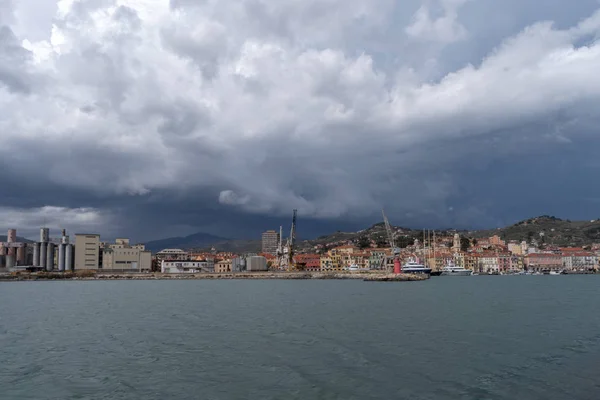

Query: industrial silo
[[40, 242, 47, 269], [7, 229, 16, 243], [6, 254, 15, 269], [65, 244, 73, 271], [16, 246, 26, 265], [58, 244, 65, 272], [46, 243, 54, 271], [33, 243, 40, 267], [40, 228, 49, 243]]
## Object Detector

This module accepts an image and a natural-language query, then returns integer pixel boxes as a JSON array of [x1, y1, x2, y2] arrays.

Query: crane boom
[[287, 209, 297, 267], [276, 209, 298, 271], [382, 209, 399, 255]]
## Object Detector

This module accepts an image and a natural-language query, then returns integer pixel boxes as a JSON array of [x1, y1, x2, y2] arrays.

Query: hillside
[[144, 216, 600, 254], [144, 232, 229, 253], [0, 235, 34, 243], [469, 216, 600, 247], [296, 216, 600, 251]]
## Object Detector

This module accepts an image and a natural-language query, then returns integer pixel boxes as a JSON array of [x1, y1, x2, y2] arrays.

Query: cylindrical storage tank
[[65, 244, 73, 272], [246, 256, 268, 271], [46, 244, 54, 271], [40, 228, 49, 243], [58, 244, 66, 272], [39, 242, 47, 269], [33, 243, 40, 267], [6, 255, 15, 269], [16, 247, 26, 265], [7, 229, 16, 243]]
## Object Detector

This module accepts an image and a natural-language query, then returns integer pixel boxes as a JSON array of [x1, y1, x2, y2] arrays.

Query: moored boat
[[440, 261, 473, 276], [402, 259, 432, 275]]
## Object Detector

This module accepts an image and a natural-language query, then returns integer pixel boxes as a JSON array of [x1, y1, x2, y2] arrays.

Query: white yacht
[[440, 262, 473, 276], [402, 259, 432, 274]]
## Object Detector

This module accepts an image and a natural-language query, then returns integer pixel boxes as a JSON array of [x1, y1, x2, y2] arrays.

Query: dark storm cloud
[[1, 0, 600, 242]]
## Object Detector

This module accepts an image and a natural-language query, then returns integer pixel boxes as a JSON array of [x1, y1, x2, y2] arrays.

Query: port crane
[[276, 209, 298, 271], [382, 209, 402, 273]]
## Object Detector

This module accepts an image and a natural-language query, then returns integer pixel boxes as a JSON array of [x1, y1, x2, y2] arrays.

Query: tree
[[357, 235, 370, 249], [460, 237, 471, 252], [375, 236, 388, 248], [397, 236, 415, 248]]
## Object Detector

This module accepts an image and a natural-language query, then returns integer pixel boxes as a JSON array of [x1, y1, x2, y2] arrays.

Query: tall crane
[[382, 209, 402, 273], [277, 209, 298, 271]]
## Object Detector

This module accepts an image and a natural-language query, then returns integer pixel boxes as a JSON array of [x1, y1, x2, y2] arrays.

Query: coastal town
[[1, 220, 600, 277]]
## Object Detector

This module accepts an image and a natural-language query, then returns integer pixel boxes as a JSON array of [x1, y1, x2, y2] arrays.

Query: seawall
[[0, 271, 429, 282]]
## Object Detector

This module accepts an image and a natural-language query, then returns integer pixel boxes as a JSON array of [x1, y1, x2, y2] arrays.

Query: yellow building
[[320, 255, 333, 271], [214, 259, 232, 273], [464, 254, 478, 271], [74, 234, 101, 270]]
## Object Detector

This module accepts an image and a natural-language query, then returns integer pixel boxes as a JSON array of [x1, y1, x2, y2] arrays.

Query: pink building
[[524, 253, 563, 272], [489, 235, 506, 246]]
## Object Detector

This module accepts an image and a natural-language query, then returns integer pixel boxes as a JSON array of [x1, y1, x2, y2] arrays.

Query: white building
[[562, 253, 597, 270], [161, 260, 214, 274], [478, 255, 499, 273]]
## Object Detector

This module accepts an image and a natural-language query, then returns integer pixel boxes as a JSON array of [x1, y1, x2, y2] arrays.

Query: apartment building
[[524, 253, 563, 272], [74, 234, 101, 270], [261, 230, 280, 255]]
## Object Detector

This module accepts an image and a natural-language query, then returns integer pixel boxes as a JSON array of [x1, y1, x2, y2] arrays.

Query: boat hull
[[440, 270, 473, 276], [402, 268, 432, 275]]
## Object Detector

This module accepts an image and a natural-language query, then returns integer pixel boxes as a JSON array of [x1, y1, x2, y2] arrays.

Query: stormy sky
[[1, 0, 600, 242]]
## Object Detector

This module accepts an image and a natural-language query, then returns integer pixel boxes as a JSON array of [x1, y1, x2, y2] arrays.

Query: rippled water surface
[[1, 276, 600, 399]]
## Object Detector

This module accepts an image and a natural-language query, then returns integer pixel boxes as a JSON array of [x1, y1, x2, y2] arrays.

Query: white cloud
[[405, 0, 469, 43]]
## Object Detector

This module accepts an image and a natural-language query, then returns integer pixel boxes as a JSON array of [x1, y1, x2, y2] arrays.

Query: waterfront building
[[367, 249, 389, 270], [102, 239, 152, 271], [562, 251, 597, 270], [214, 259, 233, 273], [510, 255, 524, 271], [497, 252, 512, 272], [261, 230, 280, 255], [161, 260, 214, 273], [467, 254, 480, 273], [478, 253, 500, 274], [320, 254, 333, 271], [74, 234, 101, 270], [294, 254, 321, 271], [524, 253, 563, 272]]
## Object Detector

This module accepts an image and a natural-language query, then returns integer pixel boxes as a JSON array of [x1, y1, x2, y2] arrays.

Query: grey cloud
[[0, 26, 32, 93]]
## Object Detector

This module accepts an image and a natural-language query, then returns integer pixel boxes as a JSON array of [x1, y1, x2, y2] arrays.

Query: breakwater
[[0, 271, 429, 282]]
